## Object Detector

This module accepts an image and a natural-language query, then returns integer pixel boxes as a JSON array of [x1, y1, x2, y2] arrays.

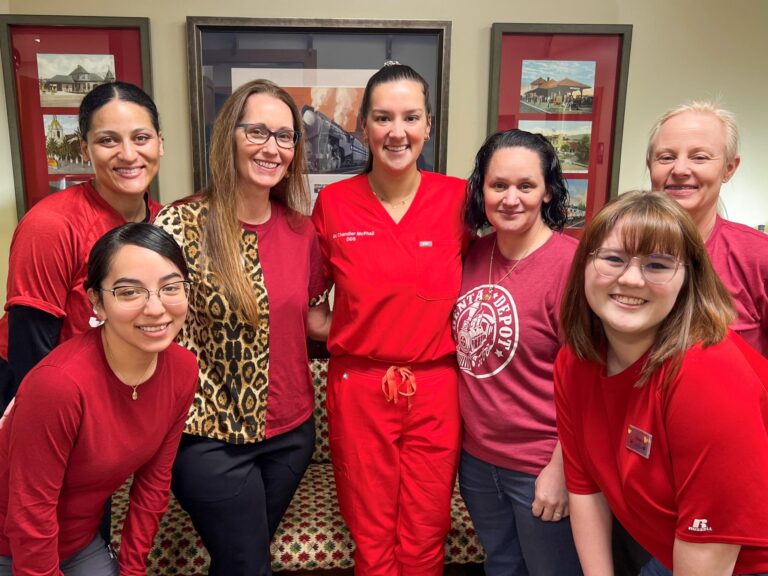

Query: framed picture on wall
[[186, 17, 452, 199], [0, 15, 153, 219], [488, 23, 632, 228]]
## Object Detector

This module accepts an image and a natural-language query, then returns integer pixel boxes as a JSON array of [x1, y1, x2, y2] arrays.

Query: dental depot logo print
[[454, 285, 519, 379]]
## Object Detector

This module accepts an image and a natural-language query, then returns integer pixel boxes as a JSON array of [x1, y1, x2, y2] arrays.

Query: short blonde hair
[[646, 100, 740, 166]]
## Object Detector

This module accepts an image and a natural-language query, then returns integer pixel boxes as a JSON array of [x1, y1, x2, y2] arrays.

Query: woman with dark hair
[[556, 191, 768, 576], [311, 62, 467, 576], [453, 129, 581, 576], [0, 222, 197, 575], [155, 79, 329, 575], [0, 81, 164, 410]]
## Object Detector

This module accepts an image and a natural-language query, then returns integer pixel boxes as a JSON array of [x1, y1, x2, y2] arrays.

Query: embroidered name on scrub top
[[332, 230, 376, 242]]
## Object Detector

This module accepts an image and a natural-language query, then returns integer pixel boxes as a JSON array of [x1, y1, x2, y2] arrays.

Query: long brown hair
[[560, 191, 735, 386], [203, 79, 309, 327]]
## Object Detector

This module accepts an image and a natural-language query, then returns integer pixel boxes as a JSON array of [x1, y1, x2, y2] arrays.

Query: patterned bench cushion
[[112, 467, 485, 573]]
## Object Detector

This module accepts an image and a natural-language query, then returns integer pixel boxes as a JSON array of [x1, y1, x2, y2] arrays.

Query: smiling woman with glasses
[[155, 79, 330, 575], [555, 191, 768, 576], [0, 223, 198, 575]]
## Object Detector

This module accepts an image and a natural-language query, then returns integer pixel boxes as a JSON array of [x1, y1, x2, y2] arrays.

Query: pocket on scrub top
[[415, 240, 461, 301]]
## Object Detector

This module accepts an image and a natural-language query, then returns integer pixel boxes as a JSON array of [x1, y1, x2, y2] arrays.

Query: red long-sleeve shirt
[[0, 328, 197, 575]]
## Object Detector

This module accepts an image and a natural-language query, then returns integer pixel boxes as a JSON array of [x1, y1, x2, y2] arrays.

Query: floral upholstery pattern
[[111, 359, 485, 573]]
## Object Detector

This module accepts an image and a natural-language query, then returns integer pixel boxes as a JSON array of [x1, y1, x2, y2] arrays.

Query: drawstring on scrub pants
[[381, 366, 417, 411]]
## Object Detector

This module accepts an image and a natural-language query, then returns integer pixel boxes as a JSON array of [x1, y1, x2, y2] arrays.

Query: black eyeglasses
[[236, 123, 301, 149], [99, 280, 191, 310], [590, 249, 684, 285]]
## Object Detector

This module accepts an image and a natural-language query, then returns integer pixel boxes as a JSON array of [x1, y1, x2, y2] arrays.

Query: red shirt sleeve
[[311, 192, 333, 284], [117, 356, 197, 574], [664, 338, 768, 547], [4, 367, 82, 575], [554, 347, 601, 495], [308, 231, 328, 306], [5, 208, 80, 318]]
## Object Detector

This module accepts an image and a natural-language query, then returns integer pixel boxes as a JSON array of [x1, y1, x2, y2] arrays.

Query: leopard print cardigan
[[155, 200, 272, 444]]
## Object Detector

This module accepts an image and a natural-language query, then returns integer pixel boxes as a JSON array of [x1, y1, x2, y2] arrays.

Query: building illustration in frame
[[37, 53, 116, 107]]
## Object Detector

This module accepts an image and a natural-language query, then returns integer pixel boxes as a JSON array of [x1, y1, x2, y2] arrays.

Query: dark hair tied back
[[85, 223, 188, 297], [359, 63, 432, 173], [79, 81, 160, 140]]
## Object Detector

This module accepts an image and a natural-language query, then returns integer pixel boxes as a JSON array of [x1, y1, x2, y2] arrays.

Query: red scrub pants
[[327, 355, 461, 576]]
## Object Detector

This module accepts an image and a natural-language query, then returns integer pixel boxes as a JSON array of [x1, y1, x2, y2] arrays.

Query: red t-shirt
[[242, 206, 327, 435], [0, 328, 198, 574], [706, 216, 768, 356], [0, 181, 162, 359], [312, 171, 468, 363], [453, 232, 576, 474], [555, 332, 768, 573]]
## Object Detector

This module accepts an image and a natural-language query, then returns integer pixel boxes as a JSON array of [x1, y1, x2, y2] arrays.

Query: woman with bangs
[[555, 191, 768, 576]]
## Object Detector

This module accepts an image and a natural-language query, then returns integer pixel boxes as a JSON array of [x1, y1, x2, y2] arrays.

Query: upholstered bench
[[111, 359, 485, 573]]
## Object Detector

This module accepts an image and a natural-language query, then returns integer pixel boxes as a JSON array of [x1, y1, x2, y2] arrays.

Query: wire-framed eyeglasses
[[99, 280, 191, 310], [237, 123, 301, 149], [589, 249, 684, 285]]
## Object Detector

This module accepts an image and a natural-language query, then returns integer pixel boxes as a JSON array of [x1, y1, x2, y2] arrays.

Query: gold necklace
[[483, 236, 531, 302], [368, 176, 417, 207], [103, 333, 157, 400]]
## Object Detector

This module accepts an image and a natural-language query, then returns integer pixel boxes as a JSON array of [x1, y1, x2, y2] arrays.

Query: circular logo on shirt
[[453, 285, 519, 379]]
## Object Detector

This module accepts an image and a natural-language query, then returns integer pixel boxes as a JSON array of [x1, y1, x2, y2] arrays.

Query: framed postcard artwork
[[187, 17, 451, 204], [488, 23, 632, 228], [0, 15, 153, 219]]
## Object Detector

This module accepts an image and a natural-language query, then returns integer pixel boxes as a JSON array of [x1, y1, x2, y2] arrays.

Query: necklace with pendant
[[483, 236, 531, 302], [103, 333, 156, 400]]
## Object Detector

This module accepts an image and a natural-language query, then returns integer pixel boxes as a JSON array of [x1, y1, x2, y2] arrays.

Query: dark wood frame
[[187, 17, 452, 191]]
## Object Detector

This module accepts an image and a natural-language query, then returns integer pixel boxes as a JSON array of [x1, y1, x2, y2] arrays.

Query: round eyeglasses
[[99, 280, 191, 310], [590, 249, 684, 285], [237, 123, 301, 149]]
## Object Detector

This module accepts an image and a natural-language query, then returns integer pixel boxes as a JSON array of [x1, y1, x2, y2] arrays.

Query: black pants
[[612, 517, 652, 576], [0, 357, 14, 414], [171, 418, 315, 576]]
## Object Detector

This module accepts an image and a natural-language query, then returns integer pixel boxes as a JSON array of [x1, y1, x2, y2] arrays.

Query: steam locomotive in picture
[[301, 105, 368, 174]]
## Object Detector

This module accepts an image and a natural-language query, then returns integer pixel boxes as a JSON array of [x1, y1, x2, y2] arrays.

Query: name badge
[[626, 425, 652, 459]]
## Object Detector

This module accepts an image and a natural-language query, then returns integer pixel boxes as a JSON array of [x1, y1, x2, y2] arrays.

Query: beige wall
[[2, 0, 768, 301]]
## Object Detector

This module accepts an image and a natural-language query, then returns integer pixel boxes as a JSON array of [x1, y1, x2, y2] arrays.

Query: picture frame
[[187, 17, 452, 197], [488, 23, 632, 228], [0, 15, 153, 219]]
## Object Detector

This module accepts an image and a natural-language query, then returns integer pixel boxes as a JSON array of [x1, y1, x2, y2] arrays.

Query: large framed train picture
[[187, 17, 451, 207]]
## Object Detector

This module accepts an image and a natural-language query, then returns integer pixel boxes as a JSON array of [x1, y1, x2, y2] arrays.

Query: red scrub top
[[312, 171, 468, 364]]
